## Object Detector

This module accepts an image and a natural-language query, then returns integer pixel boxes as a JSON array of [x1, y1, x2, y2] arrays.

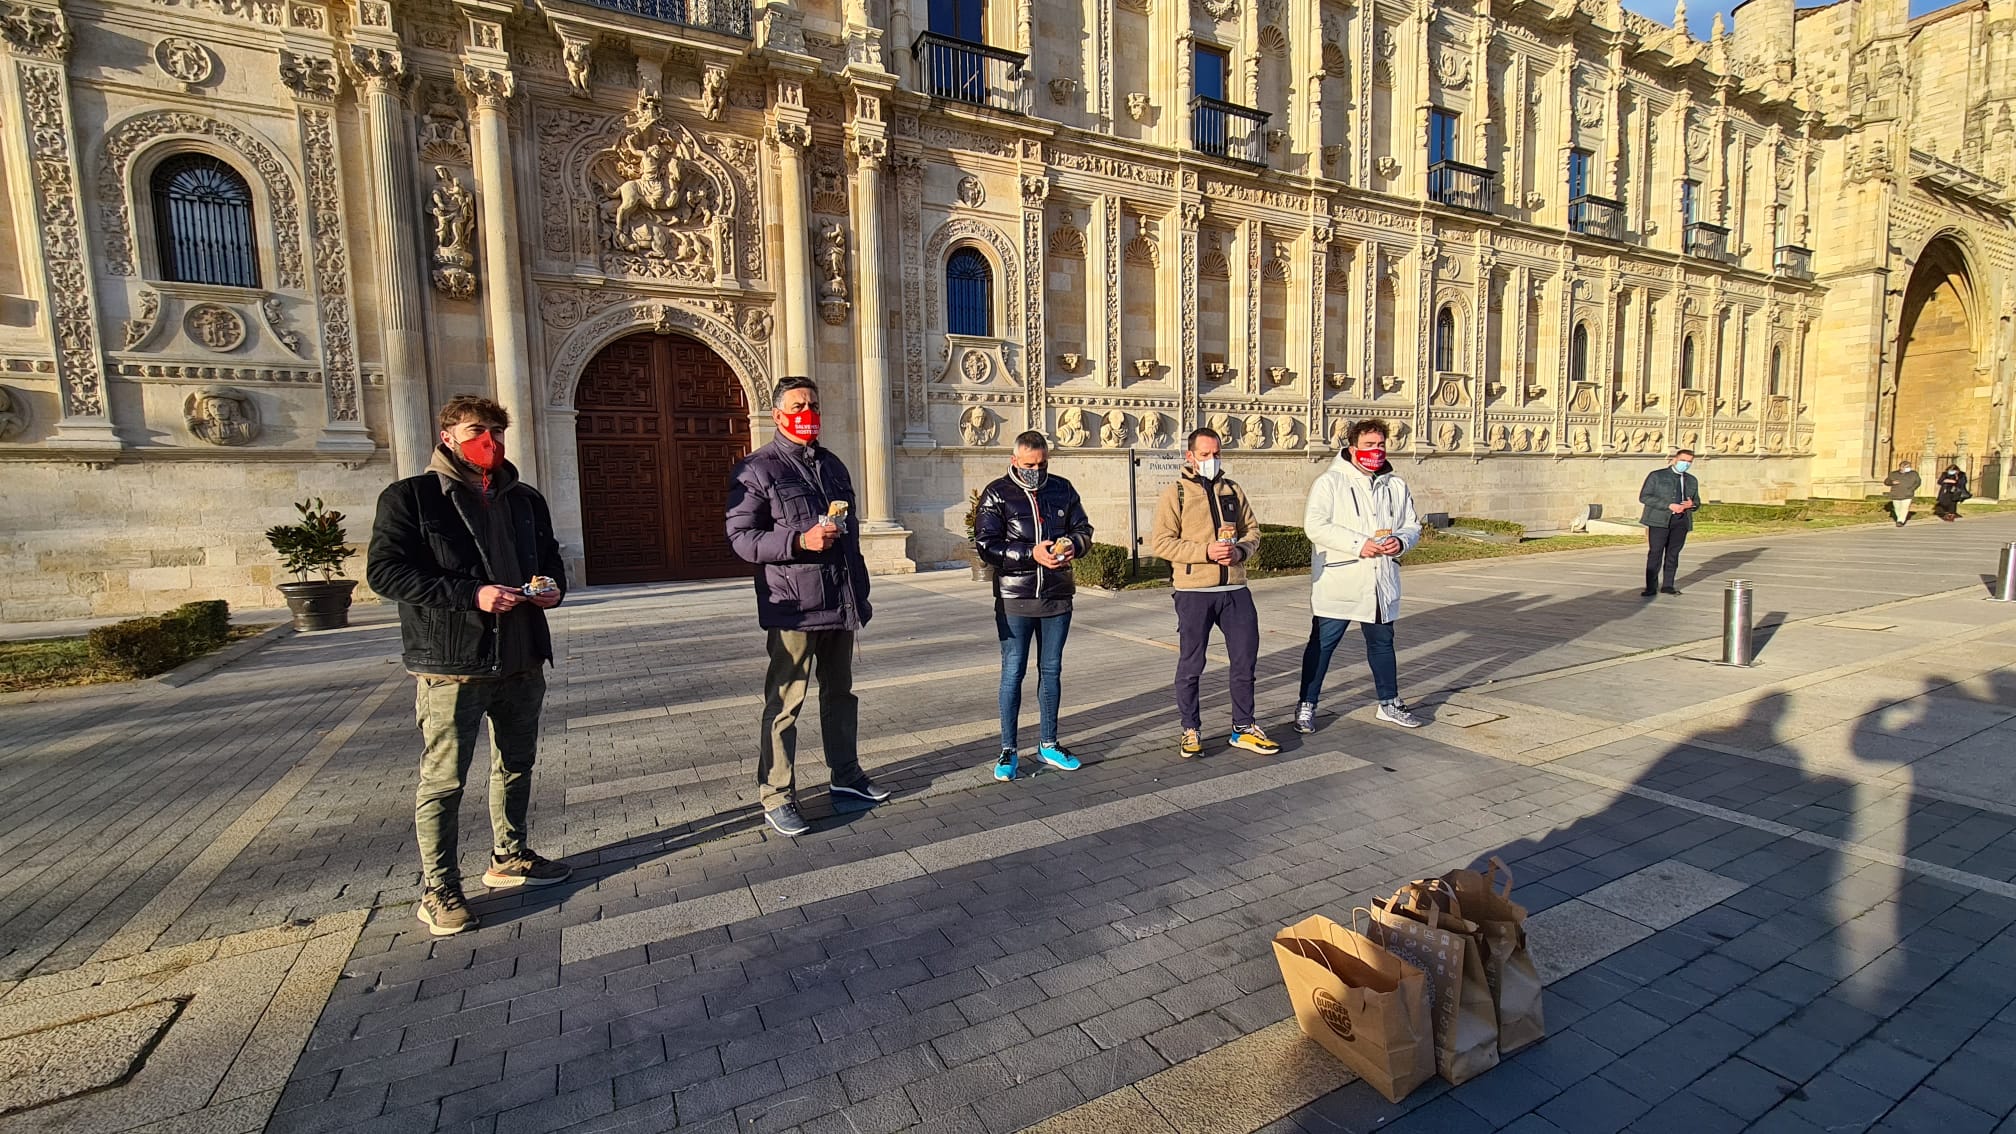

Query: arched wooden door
[[575, 333, 753, 584]]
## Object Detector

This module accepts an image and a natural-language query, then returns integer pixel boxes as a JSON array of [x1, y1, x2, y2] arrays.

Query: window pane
[[947, 248, 993, 337], [1571, 325, 1589, 385], [1680, 180, 1698, 225], [1195, 47, 1227, 102], [152, 154, 259, 289], [1430, 110, 1457, 164], [1434, 307, 1455, 372], [1681, 335, 1696, 390], [1568, 151, 1590, 199]]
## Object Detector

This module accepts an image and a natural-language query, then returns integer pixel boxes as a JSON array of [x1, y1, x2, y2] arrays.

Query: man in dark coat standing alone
[[725, 376, 890, 837], [1639, 448, 1699, 597]]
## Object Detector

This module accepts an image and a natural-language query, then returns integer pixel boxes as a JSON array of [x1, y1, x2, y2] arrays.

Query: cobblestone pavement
[[4, 515, 2016, 1134]]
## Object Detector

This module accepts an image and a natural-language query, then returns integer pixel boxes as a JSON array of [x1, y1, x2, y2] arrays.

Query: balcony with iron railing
[[1773, 244, 1814, 281], [912, 33, 1030, 114], [1567, 194, 1625, 241], [1685, 220, 1732, 263], [572, 0, 750, 36], [1190, 96, 1269, 166], [1428, 160, 1496, 213]]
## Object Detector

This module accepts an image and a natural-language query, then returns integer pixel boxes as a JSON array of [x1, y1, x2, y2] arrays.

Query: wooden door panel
[[575, 332, 752, 585]]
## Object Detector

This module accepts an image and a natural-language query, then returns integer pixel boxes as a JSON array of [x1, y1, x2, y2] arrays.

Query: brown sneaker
[[417, 886, 479, 936], [482, 850, 572, 889]]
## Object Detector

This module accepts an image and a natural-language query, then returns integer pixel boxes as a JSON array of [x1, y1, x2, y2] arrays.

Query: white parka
[[1304, 453, 1422, 623]]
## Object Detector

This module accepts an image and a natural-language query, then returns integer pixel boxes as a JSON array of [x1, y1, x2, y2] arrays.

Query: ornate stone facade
[[0, 0, 2011, 617]]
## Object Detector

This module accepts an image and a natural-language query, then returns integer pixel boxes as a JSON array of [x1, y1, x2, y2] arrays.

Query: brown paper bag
[[1443, 857, 1546, 1055], [1272, 912, 1436, 1104], [1369, 881, 1501, 1085]]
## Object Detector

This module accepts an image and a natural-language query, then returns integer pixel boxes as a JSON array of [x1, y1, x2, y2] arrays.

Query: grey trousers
[[759, 629, 863, 810]]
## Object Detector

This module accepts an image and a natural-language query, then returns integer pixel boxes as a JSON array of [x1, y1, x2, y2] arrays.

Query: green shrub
[[87, 616, 188, 678], [266, 498, 356, 582], [1449, 516, 1525, 537], [1072, 542, 1132, 590], [1255, 528, 1311, 570], [165, 600, 230, 648]]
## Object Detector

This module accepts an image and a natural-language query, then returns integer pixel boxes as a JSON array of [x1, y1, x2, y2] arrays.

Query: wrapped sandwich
[[823, 500, 849, 528], [521, 575, 558, 596], [1218, 523, 1237, 543]]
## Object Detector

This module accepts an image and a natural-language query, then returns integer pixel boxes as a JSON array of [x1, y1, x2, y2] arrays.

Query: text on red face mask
[[459, 431, 502, 471], [1352, 447, 1385, 467], [781, 410, 821, 442]]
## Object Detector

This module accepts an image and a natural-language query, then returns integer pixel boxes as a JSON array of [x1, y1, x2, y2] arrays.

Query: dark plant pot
[[278, 579, 357, 631]]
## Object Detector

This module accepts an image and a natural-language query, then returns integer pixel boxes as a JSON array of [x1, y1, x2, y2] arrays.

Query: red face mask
[[1352, 446, 1386, 469], [780, 410, 821, 443], [457, 431, 502, 472]]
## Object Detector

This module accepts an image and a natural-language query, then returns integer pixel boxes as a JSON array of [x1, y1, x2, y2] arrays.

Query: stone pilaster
[[771, 75, 815, 379], [846, 93, 909, 568], [1, 0, 116, 449], [350, 43, 433, 476], [457, 53, 537, 481], [281, 45, 375, 456]]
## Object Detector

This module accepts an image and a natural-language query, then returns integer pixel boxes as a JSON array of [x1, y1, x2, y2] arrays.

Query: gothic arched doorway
[[1889, 237, 1988, 485], [574, 332, 753, 584]]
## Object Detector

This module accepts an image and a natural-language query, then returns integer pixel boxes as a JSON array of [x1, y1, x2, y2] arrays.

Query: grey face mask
[[1011, 465, 1046, 490]]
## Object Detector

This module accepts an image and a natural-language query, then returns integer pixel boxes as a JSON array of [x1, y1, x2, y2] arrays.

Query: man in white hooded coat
[[1293, 418, 1425, 733]]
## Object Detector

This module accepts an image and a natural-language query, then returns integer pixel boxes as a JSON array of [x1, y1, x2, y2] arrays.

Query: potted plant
[[266, 498, 359, 631], [961, 488, 992, 584]]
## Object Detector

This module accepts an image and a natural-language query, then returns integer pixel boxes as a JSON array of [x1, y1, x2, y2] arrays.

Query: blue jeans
[[997, 608, 1072, 749], [1297, 616, 1398, 705]]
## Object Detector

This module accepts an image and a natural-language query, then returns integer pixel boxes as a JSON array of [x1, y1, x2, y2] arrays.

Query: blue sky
[[1620, 0, 1959, 41]]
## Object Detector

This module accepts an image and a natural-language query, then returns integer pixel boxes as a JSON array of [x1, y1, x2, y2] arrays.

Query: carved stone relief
[[99, 110, 305, 290], [154, 37, 213, 91], [427, 164, 477, 299], [1100, 411, 1129, 447], [0, 384, 27, 440], [817, 220, 850, 324], [959, 405, 997, 446], [418, 82, 471, 165], [955, 175, 986, 208], [591, 93, 732, 282], [1057, 406, 1090, 446], [124, 288, 162, 350], [185, 304, 247, 352], [185, 385, 259, 445]]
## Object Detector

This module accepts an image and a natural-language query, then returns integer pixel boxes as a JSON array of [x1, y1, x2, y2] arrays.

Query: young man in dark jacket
[[974, 431, 1094, 781], [1638, 448, 1699, 596], [725, 377, 886, 837], [367, 396, 571, 936]]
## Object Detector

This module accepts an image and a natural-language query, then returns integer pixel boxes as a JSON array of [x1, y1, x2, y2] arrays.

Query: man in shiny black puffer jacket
[[973, 430, 1096, 782]]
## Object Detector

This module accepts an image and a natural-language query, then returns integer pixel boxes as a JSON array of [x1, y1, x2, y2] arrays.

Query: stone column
[[773, 114, 815, 378], [460, 62, 538, 482], [848, 129, 896, 525], [0, 1, 116, 449], [352, 47, 433, 476]]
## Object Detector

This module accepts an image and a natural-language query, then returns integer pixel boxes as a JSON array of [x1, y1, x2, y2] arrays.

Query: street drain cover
[[0, 997, 186, 1116]]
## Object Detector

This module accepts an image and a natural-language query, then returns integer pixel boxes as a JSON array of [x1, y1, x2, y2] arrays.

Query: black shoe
[[765, 802, 811, 837], [1640, 587, 1656, 597], [831, 777, 891, 809], [483, 850, 572, 888], [1660, 587, 1681, 595]]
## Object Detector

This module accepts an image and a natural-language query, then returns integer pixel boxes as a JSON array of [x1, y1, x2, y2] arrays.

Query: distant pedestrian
[[725, 377, 888, 838], [974, 431, 1094, 781], [1295, 418, 1425, 731], [1934, 464, 1969, 522], [1150, 427, 1277, 758], [1885, 461, 1922, 527], [1638, 448, 1699, 596], [367, 395, 572, 937]]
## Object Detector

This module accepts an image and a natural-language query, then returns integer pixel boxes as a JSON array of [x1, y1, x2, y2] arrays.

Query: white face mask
[[1195, 457, 1221, 480]]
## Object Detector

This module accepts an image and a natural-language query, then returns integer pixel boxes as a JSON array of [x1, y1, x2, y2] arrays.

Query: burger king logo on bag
[[1312, 989, 1355, 1041]]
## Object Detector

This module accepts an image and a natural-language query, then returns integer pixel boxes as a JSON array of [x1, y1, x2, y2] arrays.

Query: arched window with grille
[[1570, 323, 1590, 386], [946, 247, 993, 337], [1433, 305, 1456, 373], [151, 154, 259, 289], [1680, 334, 1698, 390], [1769, 345, 1784, 396]]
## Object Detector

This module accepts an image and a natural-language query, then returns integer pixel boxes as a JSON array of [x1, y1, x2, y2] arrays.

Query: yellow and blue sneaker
[[1228, 724, 1280, 755]]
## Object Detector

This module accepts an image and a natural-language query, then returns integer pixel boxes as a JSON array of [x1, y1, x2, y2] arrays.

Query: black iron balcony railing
[[1685, 220, 1732, 263], [1773, 244, 1814, 280], [1568, 194, 1625, 241], [576, 0, 750, 37], [1428, 160, 1496, 213], [912, 32, 1030, 114], [1190, 96, 1269, 166]]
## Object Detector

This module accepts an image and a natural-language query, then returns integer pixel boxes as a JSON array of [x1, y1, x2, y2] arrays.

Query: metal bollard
[[1720, 579, 1755, 666], [1996, 543, 2016, 603]]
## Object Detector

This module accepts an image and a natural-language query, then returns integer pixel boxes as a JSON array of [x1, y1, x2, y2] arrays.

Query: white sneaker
[[1376, 700, 1424, 729], [1294, 702, 1316, 734]]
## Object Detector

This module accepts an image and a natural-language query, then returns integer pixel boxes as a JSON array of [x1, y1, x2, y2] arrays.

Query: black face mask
[[1010, 464, 1046, 490]]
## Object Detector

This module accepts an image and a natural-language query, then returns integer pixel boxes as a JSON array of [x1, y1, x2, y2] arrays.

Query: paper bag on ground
[[1272, 913, 1436, 1104], [1443, 857, 1546, 1055], [1369, 881, 1501, 1085]]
